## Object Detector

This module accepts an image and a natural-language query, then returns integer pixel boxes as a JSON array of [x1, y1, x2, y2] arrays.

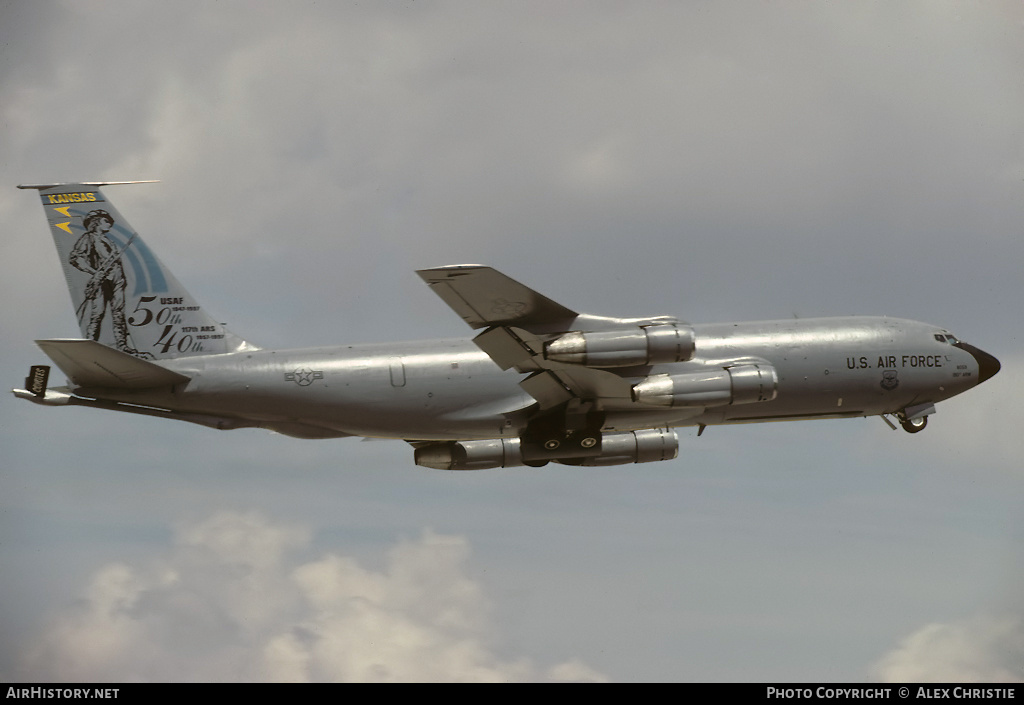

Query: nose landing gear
[[899, 414, 928, 433], [880, 403, 935, 433]]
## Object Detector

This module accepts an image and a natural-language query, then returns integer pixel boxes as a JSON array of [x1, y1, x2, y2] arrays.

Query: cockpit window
[[934, 334, 946, 343], [934, 333, 960, 345]]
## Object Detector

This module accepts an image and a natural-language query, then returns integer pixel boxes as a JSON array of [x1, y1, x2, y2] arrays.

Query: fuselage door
[[389, 356, 406, 387]]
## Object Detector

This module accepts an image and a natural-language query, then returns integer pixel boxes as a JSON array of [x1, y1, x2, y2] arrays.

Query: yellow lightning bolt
[[52, 207, 73, 234]]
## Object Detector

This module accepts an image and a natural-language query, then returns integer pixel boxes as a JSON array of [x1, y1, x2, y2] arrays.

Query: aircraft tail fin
[[19, 182, 257, 359]]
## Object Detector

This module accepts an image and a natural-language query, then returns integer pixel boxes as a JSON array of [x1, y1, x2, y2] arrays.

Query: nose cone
[[956, 342, 1001, 384]]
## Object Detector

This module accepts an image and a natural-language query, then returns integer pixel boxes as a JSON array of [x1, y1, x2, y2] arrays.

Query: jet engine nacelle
[[631, 363, 778, 407], [543, 323, 696, 368], [414, 437, 523, 471], [414, 428, 679, 470], [555, 428, 679, 467]]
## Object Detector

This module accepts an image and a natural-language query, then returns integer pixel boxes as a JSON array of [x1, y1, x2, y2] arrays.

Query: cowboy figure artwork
[[69, 209, 143, 356]]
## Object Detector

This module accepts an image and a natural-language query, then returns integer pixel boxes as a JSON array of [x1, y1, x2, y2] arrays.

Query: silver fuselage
[[81, 316, 986, 440]]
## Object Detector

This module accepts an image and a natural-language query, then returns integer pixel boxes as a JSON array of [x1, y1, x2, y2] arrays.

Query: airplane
[[13, 181, 1001, 470]]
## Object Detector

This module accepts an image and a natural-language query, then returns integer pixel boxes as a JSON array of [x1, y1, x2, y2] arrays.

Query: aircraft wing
[[416, 265, 579, 331], [417, 265, 674, 411]]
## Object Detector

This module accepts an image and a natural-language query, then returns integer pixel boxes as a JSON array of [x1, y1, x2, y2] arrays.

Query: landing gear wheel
[[900, 415, 928, 433]]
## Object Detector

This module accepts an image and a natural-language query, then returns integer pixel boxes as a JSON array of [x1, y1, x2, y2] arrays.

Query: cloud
[[19, 511, 607, 682], [871, 615, 1024, 683]]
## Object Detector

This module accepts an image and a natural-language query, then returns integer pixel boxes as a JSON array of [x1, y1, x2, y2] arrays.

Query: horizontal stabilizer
[[36, 339, 190, 389]]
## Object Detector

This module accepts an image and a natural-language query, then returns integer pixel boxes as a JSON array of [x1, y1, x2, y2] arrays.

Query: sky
[[2, 0, 1023, 682]]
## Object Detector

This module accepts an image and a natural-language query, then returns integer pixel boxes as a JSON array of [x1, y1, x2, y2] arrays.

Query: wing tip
[[416, 264, 489, 279]]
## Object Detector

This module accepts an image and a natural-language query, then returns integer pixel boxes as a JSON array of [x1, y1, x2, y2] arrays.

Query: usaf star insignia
[[285, 368, 324, 386]]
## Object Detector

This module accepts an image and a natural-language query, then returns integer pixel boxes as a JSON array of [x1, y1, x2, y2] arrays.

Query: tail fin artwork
[[19, 182, 257, 360]]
